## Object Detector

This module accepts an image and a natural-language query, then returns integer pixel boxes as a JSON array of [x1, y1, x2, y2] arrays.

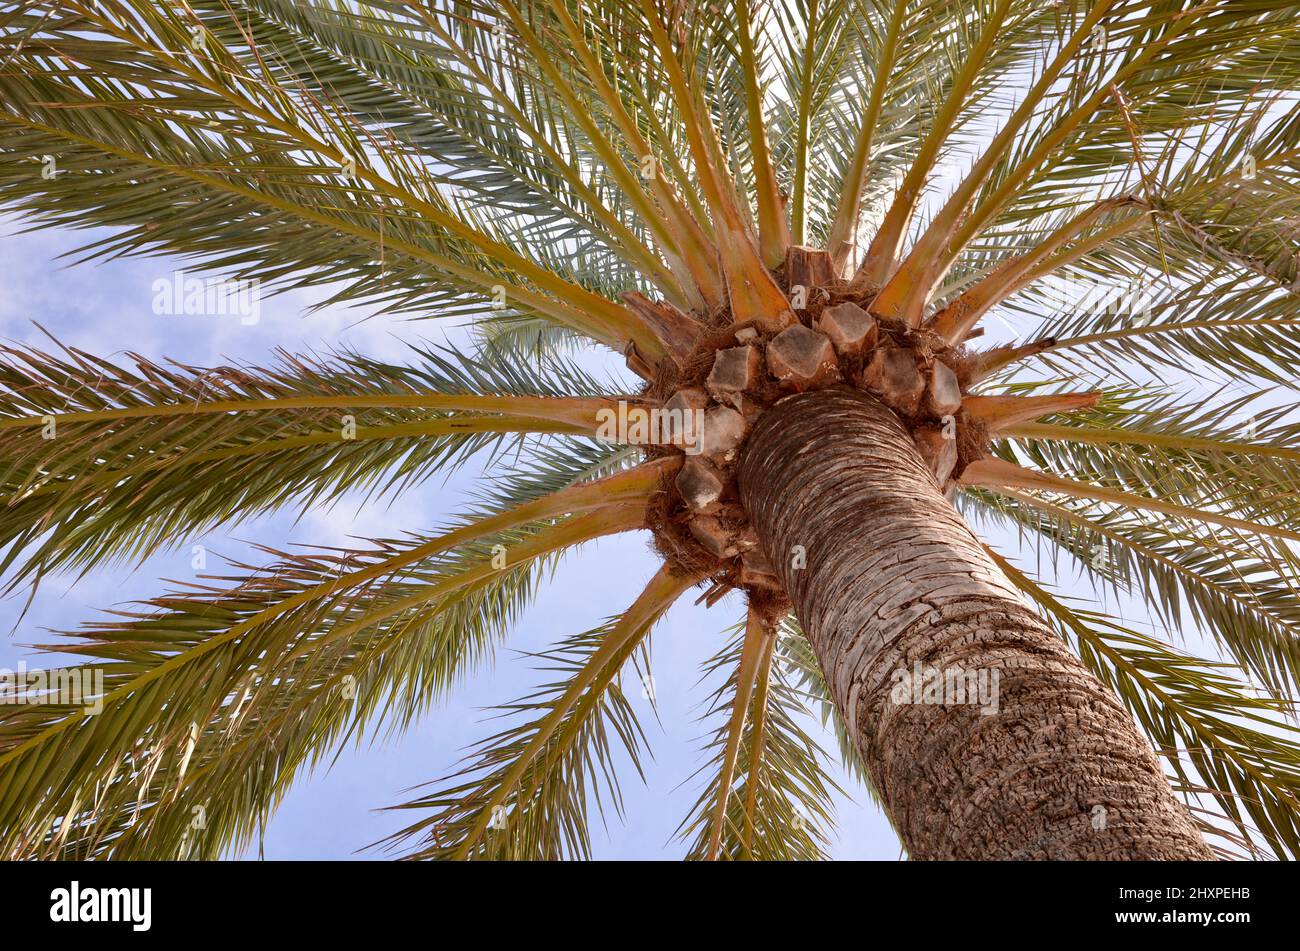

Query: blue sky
[[0, 222, 916, 859]]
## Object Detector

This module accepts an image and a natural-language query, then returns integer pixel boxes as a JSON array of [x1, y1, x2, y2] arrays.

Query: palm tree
[[0, 0, 1298, 862]]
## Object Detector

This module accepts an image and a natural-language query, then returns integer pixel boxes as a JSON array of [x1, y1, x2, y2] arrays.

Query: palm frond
[[0, 463, 656, 858], [678, 615, 842, 861], [385, 563, 698, 860], [1033, 271, 1300, 388], [0, 335, 630, 587], [0, 1, 656, 351], [994, 391, 1300, 536]]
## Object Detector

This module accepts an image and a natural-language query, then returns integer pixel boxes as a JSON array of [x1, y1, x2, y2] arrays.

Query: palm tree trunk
[[738, 388, 1210, 859]]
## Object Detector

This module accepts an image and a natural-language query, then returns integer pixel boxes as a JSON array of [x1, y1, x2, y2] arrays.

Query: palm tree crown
[[0, 0, 1298, 860]]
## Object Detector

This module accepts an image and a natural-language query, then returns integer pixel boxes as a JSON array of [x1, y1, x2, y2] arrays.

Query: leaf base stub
[[641, 259, 989, 601]]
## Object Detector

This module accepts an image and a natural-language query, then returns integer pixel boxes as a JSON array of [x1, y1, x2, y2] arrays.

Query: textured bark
[[738, 388, 1210, 860]]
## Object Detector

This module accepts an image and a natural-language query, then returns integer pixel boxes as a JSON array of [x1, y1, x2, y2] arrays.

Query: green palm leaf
[[678, 614, 842, 861], [0, 335, 626, 587]]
